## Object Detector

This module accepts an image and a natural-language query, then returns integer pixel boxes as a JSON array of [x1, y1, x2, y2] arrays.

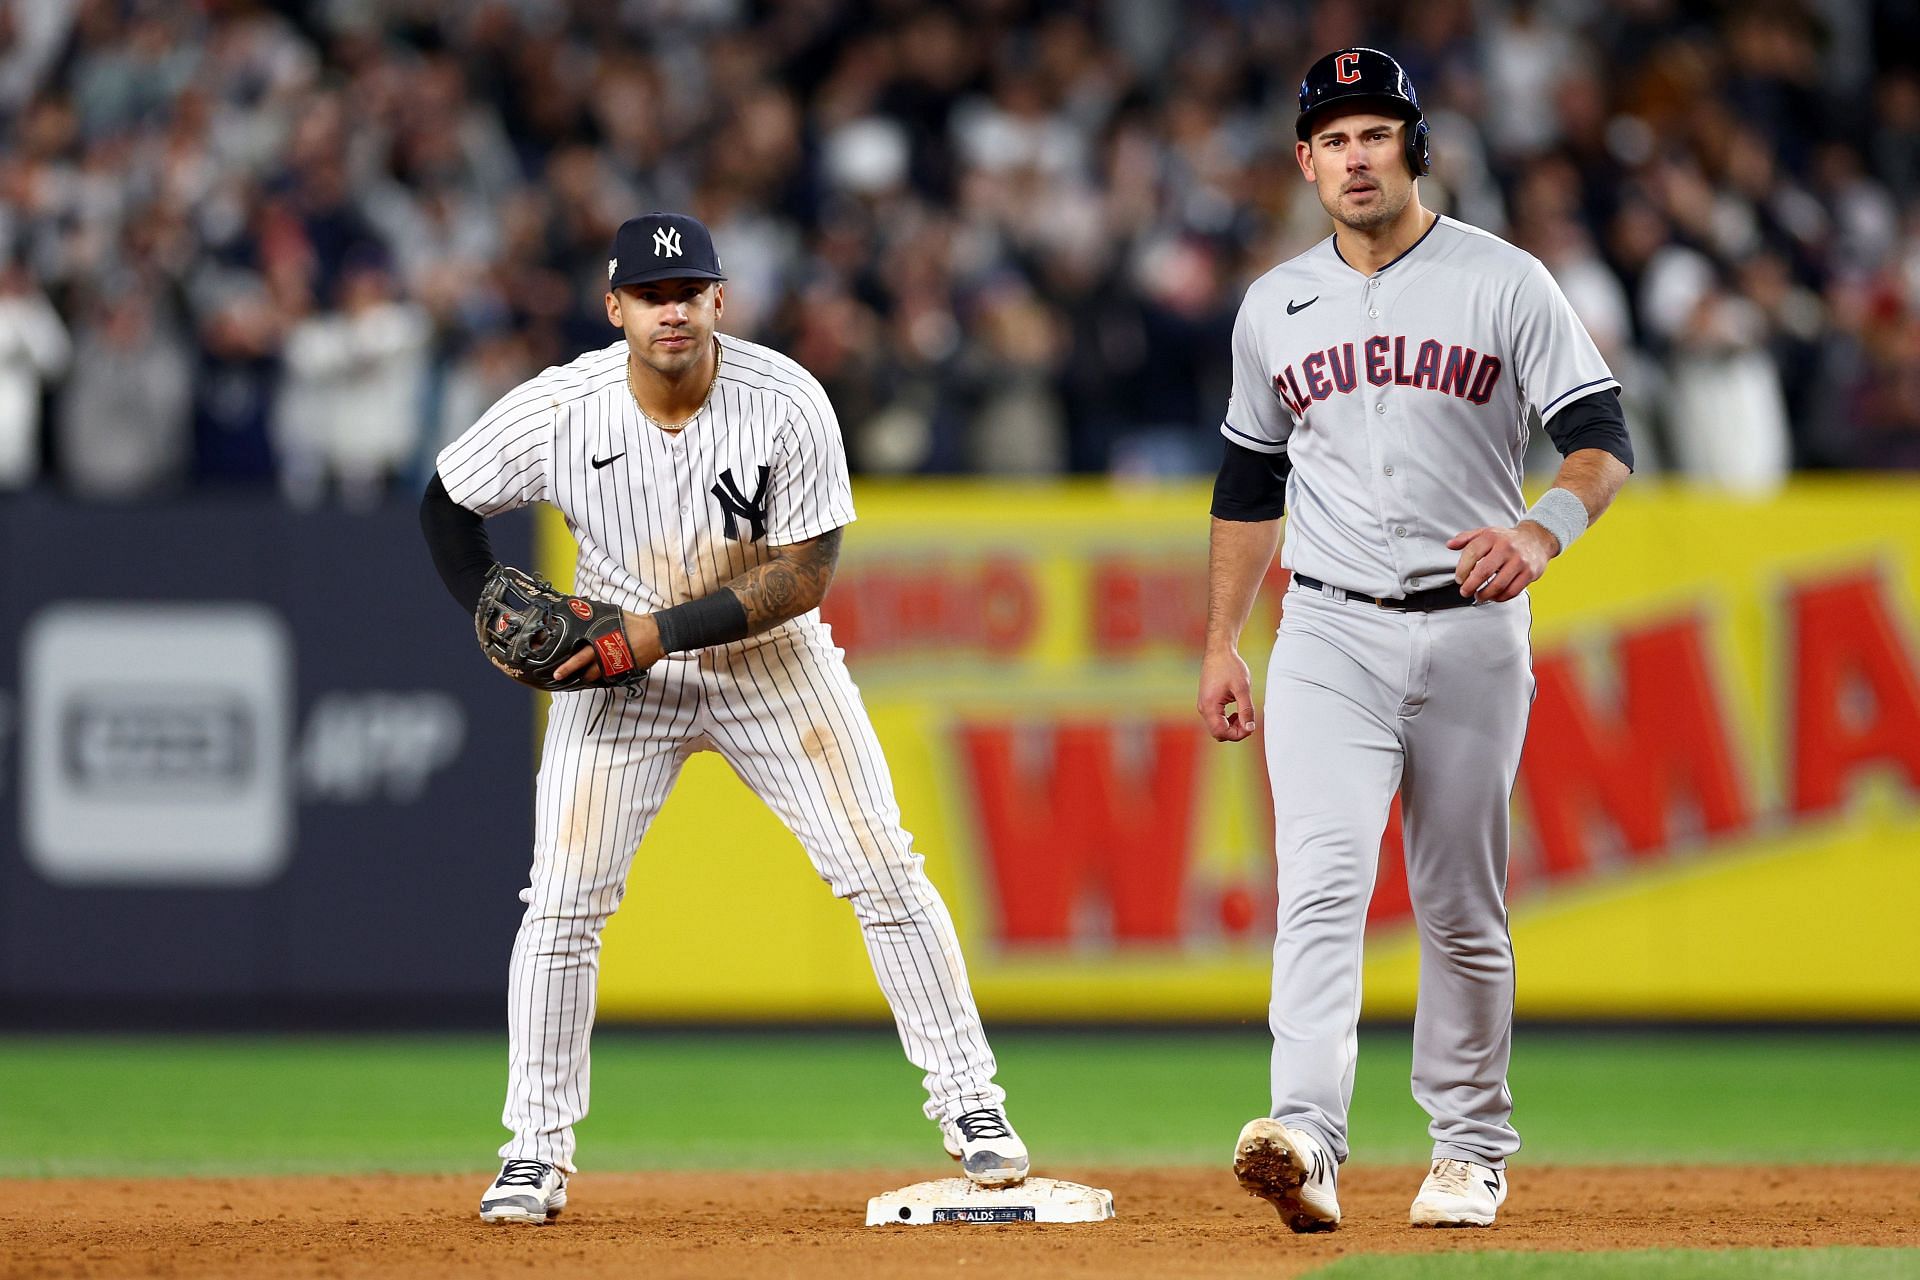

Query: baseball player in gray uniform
[[1197, 50, 1633, 1232], [421, 213, 1027, 1223]]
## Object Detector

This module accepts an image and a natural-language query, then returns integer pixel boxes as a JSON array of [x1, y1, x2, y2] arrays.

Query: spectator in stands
[[189, 273, 285, 489], [55, 280, 192, 499], [275, 250, 430, 510], [0, 259, 70, 490]]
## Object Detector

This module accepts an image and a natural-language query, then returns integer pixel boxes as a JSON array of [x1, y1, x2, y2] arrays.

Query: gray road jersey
[[1222, 215, 1618, 598]]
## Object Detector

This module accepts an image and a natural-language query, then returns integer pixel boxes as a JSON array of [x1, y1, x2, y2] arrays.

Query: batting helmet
[[1295, 48, 1430, 177]]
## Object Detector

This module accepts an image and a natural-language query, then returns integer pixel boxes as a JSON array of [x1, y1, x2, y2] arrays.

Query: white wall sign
[[23, 603, 293, 886]]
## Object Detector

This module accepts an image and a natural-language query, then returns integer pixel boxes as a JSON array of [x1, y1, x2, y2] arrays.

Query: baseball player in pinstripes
[[1197, 50, 1633, 1232], [420, 212, 1027, 1224]]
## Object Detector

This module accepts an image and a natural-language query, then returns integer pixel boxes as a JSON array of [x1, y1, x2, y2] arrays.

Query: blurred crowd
[[4, 0, 1920, 506]]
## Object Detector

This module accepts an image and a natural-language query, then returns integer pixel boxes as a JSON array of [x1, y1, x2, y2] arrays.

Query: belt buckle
[[1375, 595, 1407, 612]]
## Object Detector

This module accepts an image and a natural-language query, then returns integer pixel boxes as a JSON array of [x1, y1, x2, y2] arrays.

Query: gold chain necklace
[[627, 339, 722, 433]]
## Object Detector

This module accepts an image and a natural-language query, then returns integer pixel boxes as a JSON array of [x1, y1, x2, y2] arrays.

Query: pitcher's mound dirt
[[8, 1165, 1917, 1279]]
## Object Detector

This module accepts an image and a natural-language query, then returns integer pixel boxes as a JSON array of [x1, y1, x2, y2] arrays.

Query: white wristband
[[1523, 487, 1588, 555]]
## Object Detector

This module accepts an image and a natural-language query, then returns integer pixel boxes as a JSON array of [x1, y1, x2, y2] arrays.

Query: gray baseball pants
[[1262, 579, 1533, 1169]]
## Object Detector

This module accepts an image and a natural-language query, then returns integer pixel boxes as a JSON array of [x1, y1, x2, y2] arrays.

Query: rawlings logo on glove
[[475, 565, 646, 692]]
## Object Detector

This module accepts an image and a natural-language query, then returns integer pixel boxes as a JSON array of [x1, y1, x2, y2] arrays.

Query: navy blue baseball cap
[[607, 213, 728, 289]]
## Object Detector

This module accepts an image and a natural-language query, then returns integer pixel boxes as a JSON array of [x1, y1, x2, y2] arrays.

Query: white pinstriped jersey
[[1222, 215, 1617, 598], [437, 332, 856, 647]]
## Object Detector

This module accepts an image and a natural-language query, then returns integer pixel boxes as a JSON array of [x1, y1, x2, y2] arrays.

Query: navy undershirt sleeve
[[1211, 440, 1292, 521], [1544, 388, 1634, 471], [420, 471, 497, 614]]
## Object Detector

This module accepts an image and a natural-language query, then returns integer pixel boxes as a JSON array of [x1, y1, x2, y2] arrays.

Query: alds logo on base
[[933, 1207, 1035, 1223]]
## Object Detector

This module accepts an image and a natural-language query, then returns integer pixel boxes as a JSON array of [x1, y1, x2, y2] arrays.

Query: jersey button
[[1384, 465, 1394, 475], [1395, 526, 1407, 537], [1368, 278, 1380, 288], [1374, 403, 1386, 414], [1368, 308, 1380, 318]]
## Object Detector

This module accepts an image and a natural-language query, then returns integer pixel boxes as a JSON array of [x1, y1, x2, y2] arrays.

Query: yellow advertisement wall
[[538, 479, 1920, 1020]]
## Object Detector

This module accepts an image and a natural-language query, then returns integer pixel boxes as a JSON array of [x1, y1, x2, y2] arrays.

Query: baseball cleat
[[1233, 1117, 1340, 1232], [940, 1106, 1030, 1187], [479, 1158, 568, 1224], [1410, 1157, 1506, 1227]]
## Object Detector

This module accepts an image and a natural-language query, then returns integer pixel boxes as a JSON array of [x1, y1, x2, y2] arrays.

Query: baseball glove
[[475, 565, 644, 692]]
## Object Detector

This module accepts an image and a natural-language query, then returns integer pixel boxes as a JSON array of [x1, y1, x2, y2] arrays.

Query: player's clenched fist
[[1198, 647, 1258, 741], [1447, 523, 1556, 603], [552, 609, 666, 685]]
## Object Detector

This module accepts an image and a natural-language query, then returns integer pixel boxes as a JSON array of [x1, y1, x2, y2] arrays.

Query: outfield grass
[[0, 1030, 1916, 1178], [1309, 1249, 1919, 1279]]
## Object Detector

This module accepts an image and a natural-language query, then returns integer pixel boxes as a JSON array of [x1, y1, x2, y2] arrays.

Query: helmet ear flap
[[1409, 118, 1431, 177]]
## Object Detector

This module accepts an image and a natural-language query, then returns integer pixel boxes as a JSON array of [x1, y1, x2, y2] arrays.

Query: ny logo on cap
[[608, 258, 617, 279], [654, 227, 682, 258]]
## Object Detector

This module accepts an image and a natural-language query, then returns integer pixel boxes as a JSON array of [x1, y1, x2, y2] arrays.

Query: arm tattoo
[[726, 527, 843, 634]]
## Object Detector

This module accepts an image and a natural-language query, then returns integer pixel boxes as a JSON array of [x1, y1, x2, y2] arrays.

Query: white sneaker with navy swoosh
[[1410, 1157, 1507, 1227], [1233, 1118, 1340, 1232], [479, 1158, 568, 1223]]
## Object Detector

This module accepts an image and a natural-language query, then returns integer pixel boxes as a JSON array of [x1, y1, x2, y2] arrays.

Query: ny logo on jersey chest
[[712, 465, 770, 542]]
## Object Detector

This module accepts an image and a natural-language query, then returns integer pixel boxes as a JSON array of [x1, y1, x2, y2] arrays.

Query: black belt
[[1291, 572, 1478, 612]]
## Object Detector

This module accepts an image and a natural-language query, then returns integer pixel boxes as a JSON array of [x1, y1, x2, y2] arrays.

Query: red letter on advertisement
[[1788, 573, 1920, 814], [1517, 617, 1751, 877], [1091, 559, 1148, 657], [959, 721, 1199, 944]]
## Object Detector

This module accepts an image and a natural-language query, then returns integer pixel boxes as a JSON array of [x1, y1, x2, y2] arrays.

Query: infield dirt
[[7, 1165, 1917, 1278]]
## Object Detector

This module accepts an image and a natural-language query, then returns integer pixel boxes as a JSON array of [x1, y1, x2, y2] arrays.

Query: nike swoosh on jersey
[[1287, 297, 1319, 315], [591, 453, 625, 469]]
